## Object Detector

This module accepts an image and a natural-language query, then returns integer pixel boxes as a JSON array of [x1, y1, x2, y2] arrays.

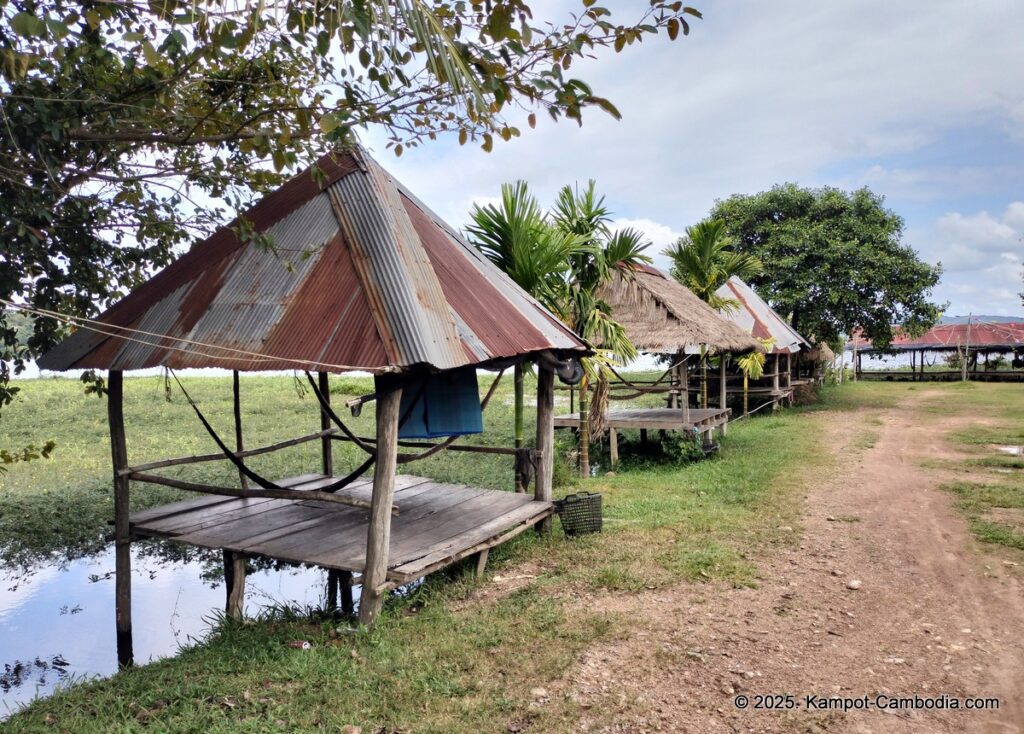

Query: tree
[[666, 218, 762, 407], [466, 181, 585, 490], [707, 184, 942, 349], [0, 0, 701, 441], [666, 219, 762, 310], [552, 181, 649, 477]]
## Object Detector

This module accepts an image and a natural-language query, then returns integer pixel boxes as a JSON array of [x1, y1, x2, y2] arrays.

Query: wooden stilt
[[232, 370, 247, 489], [326, 569, 340, 612], [609, 427, 619, 471], [108, 371, 133, 668], [225, 551, 246, 620], [514, 363, 526, 493], [340, 571, 354, 617], [719, 356, 727, 410], [640, 428, 648, 446], [535, 364, 555, 535], [473, 547, 490, 579], [681, 356, 690, 423], [318, 372, 333, 477], [358, 385, 402, 627]]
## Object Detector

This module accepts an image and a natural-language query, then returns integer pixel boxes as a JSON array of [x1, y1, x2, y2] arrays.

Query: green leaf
[[10, 12, 46, 38]]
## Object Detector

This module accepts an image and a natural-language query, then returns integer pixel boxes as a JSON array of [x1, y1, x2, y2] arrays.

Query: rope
[[170, 369, 374, 494], [305, 371, 377, 454], [1, 299, 388, 374]]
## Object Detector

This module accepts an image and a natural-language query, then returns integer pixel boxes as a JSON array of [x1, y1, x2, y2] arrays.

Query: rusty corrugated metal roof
[[715, 277, 810, 354], [38, 146, 587, 374], [847, 322, 1024, 351]]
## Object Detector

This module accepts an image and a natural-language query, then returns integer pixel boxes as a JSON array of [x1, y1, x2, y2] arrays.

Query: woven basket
[[555, 492, 603, 536]]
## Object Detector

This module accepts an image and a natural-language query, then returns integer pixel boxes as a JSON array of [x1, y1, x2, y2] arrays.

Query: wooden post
[[232, 370, 247, 489], [473, 548, 490, 579], [680, 356, 690, 423], [513, 363, 526, 493], [108, 370, 133, 668], [640, 428, 648, 446], [609, 427, 619, 471], [535, 364, 555, 535], [358, 385, 402, 627], [852, 342, 858, 382], [719, 356, 727, 410], [340, 571, 354, 617], [326, 569, 340, 613], [224, 551, 246, 619], [318, 372, 333, 477]]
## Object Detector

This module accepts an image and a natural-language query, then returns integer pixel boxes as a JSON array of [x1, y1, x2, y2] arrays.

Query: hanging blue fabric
[[392, 367, 484, 439]]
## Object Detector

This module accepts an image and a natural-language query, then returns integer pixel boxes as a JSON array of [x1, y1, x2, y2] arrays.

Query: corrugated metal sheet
[[38, 146, 587, 374], [848, 322, 1024, 351], [715, 277, 810, 354]]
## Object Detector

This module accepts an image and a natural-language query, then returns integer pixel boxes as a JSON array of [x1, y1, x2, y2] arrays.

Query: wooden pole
[[609, 427, 619, 471], [108, 370, 133, 668], [963, 313, 972, 382], [340, 570, 354, 617], [681, 356, 690, 423], [318, 372, 333, 476], [719, 356, 727, 410], [513, 363, 526, 492], [535, 364, 555, 535], [224, 550, 246, 619], [358, 385, 401, 627], [232, 370, 247, 490]]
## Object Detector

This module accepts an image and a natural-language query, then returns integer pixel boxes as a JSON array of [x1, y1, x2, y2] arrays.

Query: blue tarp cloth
[[392, 368, 484, 439]]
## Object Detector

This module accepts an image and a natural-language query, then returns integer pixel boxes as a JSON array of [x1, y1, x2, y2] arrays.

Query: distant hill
[[940, 315, 1023, 325]]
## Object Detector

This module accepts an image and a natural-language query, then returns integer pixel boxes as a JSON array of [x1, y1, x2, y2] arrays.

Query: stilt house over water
[[39, 146, 588, 663]]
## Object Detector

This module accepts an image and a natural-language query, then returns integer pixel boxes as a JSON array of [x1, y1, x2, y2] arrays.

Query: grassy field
[[0, 376, 878, 732]]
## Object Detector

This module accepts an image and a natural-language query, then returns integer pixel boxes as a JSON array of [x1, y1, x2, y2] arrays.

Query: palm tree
[[552, 181, 650, 477], [466, 182, 586, 490], [735, 338, 775, 416], [666, 219, 763, 408]]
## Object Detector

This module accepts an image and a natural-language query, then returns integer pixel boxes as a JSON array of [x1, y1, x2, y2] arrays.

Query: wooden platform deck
[[130, 474, 554, 585], [553, 407, 730, 432]]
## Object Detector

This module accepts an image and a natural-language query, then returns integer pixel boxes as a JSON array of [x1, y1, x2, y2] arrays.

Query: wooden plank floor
[[553, 407, 730, 431], [130, 475, 554, 584]]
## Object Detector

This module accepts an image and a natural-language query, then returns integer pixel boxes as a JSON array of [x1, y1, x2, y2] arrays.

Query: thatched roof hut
[[599, 264, 762, 355]]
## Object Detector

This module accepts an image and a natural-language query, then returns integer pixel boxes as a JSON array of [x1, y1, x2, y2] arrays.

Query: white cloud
[[361, 0, 1024, 316]]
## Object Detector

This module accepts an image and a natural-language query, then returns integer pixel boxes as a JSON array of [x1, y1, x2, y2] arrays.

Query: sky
[[361, 0, 1024, 318]]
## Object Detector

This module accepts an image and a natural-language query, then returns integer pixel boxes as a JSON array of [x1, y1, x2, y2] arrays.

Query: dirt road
[[559, 390, 1024, 733]]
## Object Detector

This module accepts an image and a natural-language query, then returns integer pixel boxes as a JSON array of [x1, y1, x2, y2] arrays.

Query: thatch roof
[[599, 265, 763, 354]]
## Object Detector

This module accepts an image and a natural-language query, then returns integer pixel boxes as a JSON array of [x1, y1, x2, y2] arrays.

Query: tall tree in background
[[708, 184, 942, 349], [666, 219, 761, 407], [552, 181, 649, 477], [0, 0, 701, 452], [466, 181, 585, 490]]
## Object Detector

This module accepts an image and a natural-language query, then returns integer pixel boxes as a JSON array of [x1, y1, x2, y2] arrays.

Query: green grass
[[922, 382, 1024, 555], [1, 377, 868, 732]]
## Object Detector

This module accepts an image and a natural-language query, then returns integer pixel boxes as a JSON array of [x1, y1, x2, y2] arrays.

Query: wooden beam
[[535, 364, 555, 535], [108, 370, 133, 668], [232, 371, 247, 490], [129, 472, 393, 514], [123, 428, 338, 475], [318, 372, 333, 477], [331, 434, 519, 456], [358, 385, 402, 627]]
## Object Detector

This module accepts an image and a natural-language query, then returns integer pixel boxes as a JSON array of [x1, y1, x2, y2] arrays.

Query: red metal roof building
[[847, 322, 1024, 352], [39, 146, 586, 374]]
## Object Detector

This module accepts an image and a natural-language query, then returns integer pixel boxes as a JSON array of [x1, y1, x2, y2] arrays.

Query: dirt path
[[554, 390, 1024, 733]]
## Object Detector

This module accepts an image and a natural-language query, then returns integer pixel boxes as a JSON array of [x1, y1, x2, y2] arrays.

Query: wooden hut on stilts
[[556, 264, 762, 469], [38, 146, 588, 665]]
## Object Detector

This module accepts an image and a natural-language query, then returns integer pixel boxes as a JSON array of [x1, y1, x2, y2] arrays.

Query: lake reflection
[[0, 543, 332, 718]]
